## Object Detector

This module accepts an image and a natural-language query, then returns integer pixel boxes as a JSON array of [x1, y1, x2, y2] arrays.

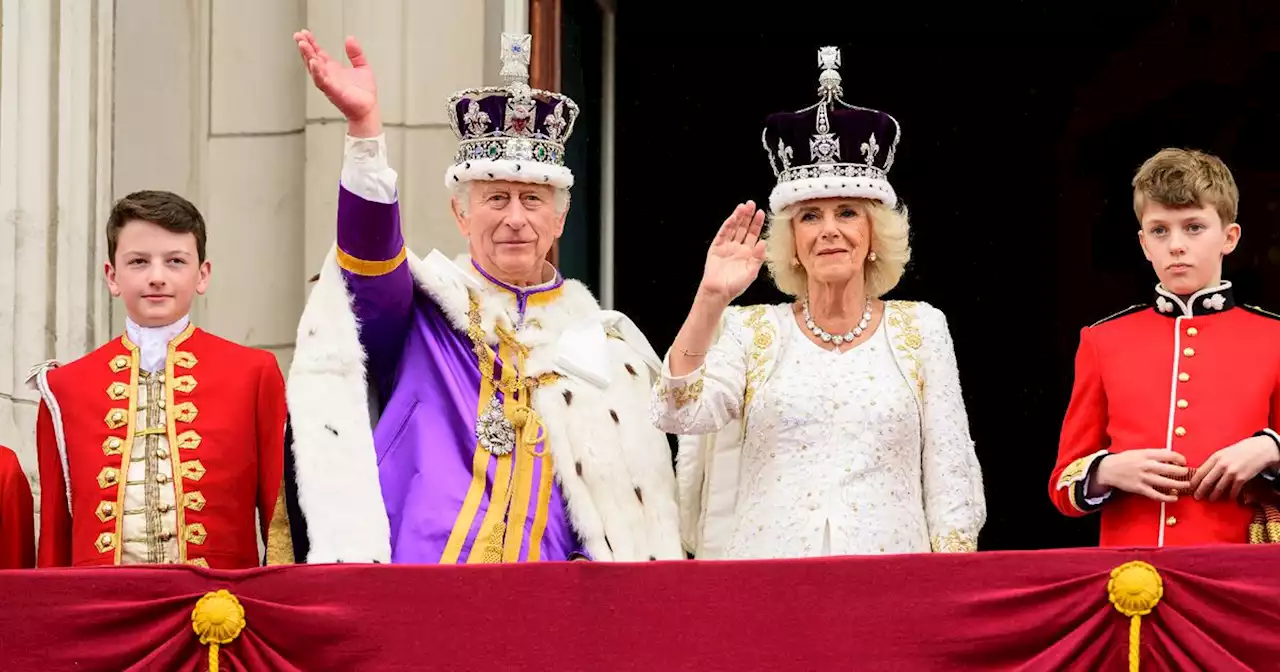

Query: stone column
[[302, 0, 492, 277], [0, 0, 116, 501]]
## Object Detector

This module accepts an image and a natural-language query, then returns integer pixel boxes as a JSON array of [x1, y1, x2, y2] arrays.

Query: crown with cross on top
[[761, 46, 903, 213], [442, 33, 580, 190]]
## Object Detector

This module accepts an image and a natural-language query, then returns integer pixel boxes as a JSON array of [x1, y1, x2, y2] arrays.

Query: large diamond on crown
[[505, 138, 535, 160]]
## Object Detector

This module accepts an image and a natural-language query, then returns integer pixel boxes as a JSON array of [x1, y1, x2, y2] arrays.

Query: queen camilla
[[651, 47, 986, 560]]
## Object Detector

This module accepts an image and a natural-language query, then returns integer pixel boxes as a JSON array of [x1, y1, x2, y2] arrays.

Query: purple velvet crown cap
[[443, 33, 579, 191], [761, 46, 901, 213]]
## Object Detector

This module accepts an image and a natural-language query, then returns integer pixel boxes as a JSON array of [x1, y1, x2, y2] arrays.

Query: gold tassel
[[192, 590, 246, 672], [1107, 561, 1163, 672]]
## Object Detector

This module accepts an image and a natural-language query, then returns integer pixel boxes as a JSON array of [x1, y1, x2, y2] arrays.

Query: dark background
[[566, 0, 1280, 551]]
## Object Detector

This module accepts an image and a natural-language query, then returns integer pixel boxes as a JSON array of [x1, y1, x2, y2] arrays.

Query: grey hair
[[451, 182, 571, 217], [763, 199, 911, 299]]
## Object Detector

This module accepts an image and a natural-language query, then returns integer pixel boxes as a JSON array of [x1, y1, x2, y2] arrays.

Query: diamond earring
[[868, 251, 878, 262]]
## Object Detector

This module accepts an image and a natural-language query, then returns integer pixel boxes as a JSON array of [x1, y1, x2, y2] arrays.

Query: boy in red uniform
[[0, 444, 34, 568], [27, 191, 288, 568], [1050, 148, 1280, 547]]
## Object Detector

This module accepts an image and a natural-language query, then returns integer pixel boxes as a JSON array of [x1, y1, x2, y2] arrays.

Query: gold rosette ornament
[[191, 589, 246, 672], [1107, 561, 1163, 672]]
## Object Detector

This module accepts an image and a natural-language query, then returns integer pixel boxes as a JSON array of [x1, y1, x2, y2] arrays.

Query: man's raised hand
[[294, 30, 379, 134]]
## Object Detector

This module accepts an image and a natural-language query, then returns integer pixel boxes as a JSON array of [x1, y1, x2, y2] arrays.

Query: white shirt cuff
[[1081, 471, 1113, 506], [341, 134, 398, 204]]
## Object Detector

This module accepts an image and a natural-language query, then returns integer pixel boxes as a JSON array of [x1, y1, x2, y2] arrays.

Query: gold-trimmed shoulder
[[1242, 304, 1280, 321], [1089, 304, 1146, 328]]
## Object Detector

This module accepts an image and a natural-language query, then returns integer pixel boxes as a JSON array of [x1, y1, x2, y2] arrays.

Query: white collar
[[125, 315, 191, 372]]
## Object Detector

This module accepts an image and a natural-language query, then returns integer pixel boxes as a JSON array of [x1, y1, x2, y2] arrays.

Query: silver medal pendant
[[476, 395, 516, 456]]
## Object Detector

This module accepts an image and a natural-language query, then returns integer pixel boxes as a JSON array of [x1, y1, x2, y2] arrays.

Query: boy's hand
[[1190, 436, 1280, 501], [294, 30, 380, 137], [1094, 449, 1189, 503]]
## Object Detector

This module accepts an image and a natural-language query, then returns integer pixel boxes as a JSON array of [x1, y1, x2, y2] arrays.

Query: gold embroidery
[[187, 557, 210, 568], [175, 430, 202, 450], [183, 491, 207, 511], [931, 530, 977, 552], [741, 306, 776, 409], [106, 382, 129, 400], [104, 409, 128, 429], [665, 379, 704, 409], [172, 402, 198, 423], [112, 337, 143, 564], [97, 467, 119, 489], [185, 524, 208, 545], [180, 460, 207, 482], [102, 436, 124, 456], [172, 375, 197, 394], [166, 324, 196, 563], [173, 351, 198, 369], [265, 477, 295, 565], [95, 501, 117, 522], [605, 326, 625, 341], [886, 301, 925, 398], [1056, 450, 1108, 512]]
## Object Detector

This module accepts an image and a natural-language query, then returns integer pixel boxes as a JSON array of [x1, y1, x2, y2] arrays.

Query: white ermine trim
[[287, 245, 392, 563], [769, 175, 897, 213], [444, 159, 574, 190], [25, 361, 70, 509]]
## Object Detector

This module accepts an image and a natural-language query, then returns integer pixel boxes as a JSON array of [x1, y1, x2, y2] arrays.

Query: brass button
[[158, 399, 166, 409], [155, 473, 169, 484], [94, 532, 116, 553], [95, 501, 116, 522], [109, 356, 129, 373], [1174, 426, 1187, 437], [157, 374, 165, 383], [156, 449, 169, 460], [96, 467, 119, 488], [104, 409, 127, 429], [156, 503, 172, 513], [102, 436, 124, 456], [1183, 347, 1195, 357], [1186, 327, 1198, 337], [1177, 399, 1188, 409], [1178, 372, 1190, 383], [1167, 516, 1177, 526]]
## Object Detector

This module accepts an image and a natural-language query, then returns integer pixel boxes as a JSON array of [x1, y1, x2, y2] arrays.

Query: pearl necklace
[[802, 298, 873, 347]]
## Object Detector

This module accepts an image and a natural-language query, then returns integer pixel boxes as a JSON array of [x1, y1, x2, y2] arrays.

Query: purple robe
[[336, 186, 587, 563]]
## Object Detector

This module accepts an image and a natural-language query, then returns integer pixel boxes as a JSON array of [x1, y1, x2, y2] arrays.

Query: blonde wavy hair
[[1132, 148, 1238, 225], [763, 199, 911, 299]]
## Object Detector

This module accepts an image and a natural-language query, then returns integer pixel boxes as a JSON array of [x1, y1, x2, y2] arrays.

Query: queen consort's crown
[[761, 46, 902, 213]]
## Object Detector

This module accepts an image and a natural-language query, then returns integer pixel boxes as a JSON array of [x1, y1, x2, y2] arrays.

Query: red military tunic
[[0, 445, 35, 568], [32, 324, 287, 569], [1050, 282, 1280, 546]]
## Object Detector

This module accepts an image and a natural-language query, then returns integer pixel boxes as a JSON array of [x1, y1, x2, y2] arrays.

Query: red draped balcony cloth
[[1, 545, 1277, 671]]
